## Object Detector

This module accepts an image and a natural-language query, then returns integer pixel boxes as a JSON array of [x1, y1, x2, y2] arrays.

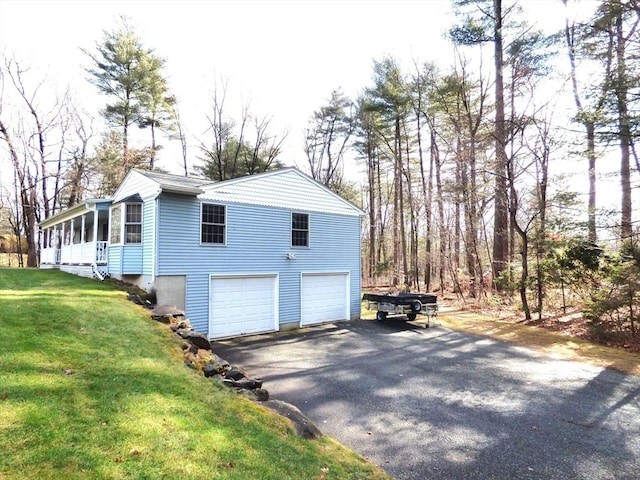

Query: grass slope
[[0, 269, 389, 480]]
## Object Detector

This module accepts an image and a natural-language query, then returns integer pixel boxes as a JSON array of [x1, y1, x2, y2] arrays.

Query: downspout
[[151, 187, 162, 287], [152, 195, 159, 284]]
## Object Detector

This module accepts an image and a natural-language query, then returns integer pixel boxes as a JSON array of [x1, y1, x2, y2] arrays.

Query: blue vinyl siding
[[107, 247, 122, 274], [121, 245, 143, 274], [142, 200, 155, 275], [156, 193, 361, 335]]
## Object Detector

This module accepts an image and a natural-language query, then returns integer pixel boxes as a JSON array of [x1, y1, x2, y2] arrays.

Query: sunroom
[[39, 199, 111, 278]]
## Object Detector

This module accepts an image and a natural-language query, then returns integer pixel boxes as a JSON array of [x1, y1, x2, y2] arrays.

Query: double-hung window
[[110, 205, 122, 244], [291, 212, 309, 247], [201, 203, 226, 245], [109, 203, 142, 245], [124, 204, 142, 244]]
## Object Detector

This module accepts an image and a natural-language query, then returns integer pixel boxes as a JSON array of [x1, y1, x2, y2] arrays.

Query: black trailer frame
[[363, 292, 438, 328]]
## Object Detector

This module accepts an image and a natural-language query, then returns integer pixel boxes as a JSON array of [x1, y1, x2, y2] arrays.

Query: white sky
[[0, 0, 457, 173], [5, 0, 630, 224], [0, 0, 587, 174]]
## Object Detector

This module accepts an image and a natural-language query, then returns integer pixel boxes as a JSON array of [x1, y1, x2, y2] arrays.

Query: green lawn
[[0, 268, 389, 480]]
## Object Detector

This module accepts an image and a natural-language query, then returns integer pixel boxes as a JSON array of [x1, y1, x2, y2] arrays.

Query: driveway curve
[[213, 318, 640, 480]]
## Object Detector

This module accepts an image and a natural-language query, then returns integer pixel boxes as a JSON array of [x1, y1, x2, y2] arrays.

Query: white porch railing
[[40, 248, 58, 265], [95, 241, 108, 264], [41, 241, 108, 265]]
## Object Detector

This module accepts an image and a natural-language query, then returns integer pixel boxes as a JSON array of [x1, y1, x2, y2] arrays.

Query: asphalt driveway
[[213, 317, 640, 480]]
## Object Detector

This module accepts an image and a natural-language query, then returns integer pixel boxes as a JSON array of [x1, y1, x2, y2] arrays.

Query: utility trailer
[[363, 292, 438, 328]]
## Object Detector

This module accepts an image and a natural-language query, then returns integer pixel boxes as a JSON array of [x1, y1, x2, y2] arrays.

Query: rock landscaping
[[148, 304, 267, 397], [143, 301, 322, 440]]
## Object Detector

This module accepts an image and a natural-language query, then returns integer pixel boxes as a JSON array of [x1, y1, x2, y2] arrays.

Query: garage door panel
[[210, 275, 277, 339], [301, 273, 348, 326]]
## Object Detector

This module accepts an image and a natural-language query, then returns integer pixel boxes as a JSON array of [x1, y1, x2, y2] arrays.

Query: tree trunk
[[586, 123, 597, 242], [397, 116, 409, 287], [536, 128, 549, 321], [615, 12, 633, 239], [0, 119, 38, 267], [492, 0, 509, 288], [392, 127, 400, 287], [418, 115, 433, 292], [433, 130, 446, 293], [368, 141, 377, 282], [454, 152, 461, 278], [564, 4, 599, 242], [517, 226, 531, 320], [150, 121, 157, 170], [403, 121, 417, 288]]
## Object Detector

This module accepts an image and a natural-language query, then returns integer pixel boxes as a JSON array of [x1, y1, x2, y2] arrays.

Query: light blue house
[[39, 168, 364, 339]]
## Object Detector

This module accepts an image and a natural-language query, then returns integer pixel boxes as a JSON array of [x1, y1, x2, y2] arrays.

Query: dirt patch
[[448, 295, 640, 354], [522, 312, 640, 354]]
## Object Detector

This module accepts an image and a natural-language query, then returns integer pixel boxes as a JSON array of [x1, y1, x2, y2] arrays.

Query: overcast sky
[[0, 0, 597, 179]]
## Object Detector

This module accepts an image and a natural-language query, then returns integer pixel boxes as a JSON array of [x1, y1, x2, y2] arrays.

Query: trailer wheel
[[407, 313, 417, 321], [410, 300, 422, 312], [376, 311, 387, 321]]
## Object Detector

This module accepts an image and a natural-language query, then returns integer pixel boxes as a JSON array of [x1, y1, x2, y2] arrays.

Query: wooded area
[[1, 1, 639, 340]]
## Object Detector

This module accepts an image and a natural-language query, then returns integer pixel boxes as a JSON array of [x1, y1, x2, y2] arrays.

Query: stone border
[[143, 302, 322, 440]]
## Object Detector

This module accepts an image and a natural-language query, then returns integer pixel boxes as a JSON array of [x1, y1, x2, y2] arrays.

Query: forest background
[[1, 0, 639, 343]]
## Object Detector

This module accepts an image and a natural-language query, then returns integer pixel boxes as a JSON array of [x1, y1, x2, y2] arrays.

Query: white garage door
[[209, 275, 278, 339], [301, 272, 349, 327]]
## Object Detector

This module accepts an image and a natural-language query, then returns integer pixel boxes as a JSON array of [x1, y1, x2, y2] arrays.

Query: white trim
[[152, 197, 158, 280], [199, 168, 365, 217], [109, 204, 123, 246], [200, 202, 227, 246], [291, 211, 310, 249], [92, 210, 99, 250], [38, 199, 111, 229], [124, 202, 143, 245], [300, 271, 350, 327], [208, 273, 280, 339]]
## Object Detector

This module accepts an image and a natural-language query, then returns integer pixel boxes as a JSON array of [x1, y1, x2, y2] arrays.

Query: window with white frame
[[110, 203, 143, 245], [201, 203, 226, 245], [110, 205, 122, 244], [291, 212, 309, 247], [124, 204, 142, 244]]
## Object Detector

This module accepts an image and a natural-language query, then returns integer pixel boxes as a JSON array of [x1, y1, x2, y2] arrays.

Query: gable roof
[[199, 167, 364, 217], [133, 169, 214, 195]]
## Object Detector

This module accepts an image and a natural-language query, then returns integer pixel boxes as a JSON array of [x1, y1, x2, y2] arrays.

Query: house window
[[125, 204, 142, 244], [201, 203, 226, 245], [110, 205, 121, 244], [292, 212, 309, 247]]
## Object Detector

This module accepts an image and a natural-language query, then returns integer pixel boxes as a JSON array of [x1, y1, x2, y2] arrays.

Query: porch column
[[93, 210, 99, 264], [81, 214, 86, 243]]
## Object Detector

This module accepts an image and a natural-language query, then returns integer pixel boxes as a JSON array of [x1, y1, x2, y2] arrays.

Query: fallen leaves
[[316, 467, 330, 479], [114, 449, 142, 463]]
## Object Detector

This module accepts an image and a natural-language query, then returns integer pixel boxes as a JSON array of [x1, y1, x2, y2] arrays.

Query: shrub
[[584, 240, 640, 339]]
